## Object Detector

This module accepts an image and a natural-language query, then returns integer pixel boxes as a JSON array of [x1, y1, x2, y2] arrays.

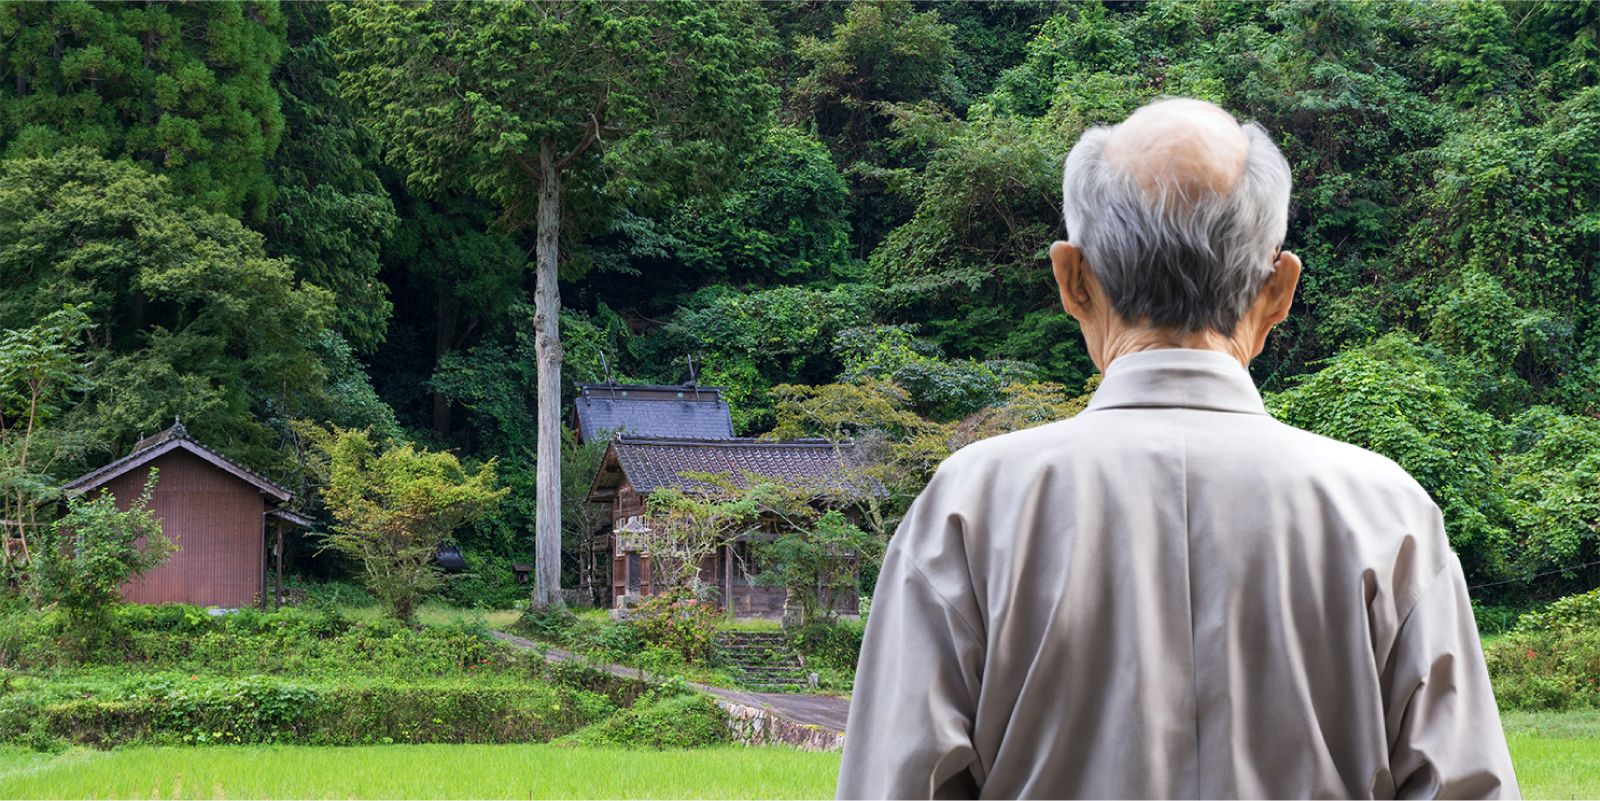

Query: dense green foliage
[[0, 0, 1595, 607], [0, 2, 286, 221], [33, 472, 171, 652], [0, 304, 93, 573], [0, 603, 719, 750], [299, 424, 505, 622], [1487, 587, 1600, 710]]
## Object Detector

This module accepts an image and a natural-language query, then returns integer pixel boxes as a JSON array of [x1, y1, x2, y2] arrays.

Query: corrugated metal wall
[[104, 450, 265, 607]]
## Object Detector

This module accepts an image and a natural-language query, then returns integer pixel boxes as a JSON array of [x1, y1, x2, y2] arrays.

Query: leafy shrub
[[283, 576, 378, 609], [788, 619, 866, 673], [1485, 629, 1600, 711], [1485, 588, 1600, 711], [0, 673, 614, 748], [34, 472, 173, 654], [444, 553, 528, 610], [0, 610, 56, 669], [0, 604, 509, 676], [1514, 587, 1600, 633], [627, 593, 720, 662], [557, 683, 730, 749], [593, 618, 646, 661]]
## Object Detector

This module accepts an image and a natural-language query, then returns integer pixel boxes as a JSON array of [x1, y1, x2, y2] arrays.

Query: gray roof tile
[[611, 436, 860, 494], [575, 384, 734, 442]]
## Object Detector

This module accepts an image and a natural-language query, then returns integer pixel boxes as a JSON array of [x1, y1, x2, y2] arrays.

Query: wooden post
[[275, 520, 284, 610], [261, 514, 270, 611], [723, 541, 733, 614]]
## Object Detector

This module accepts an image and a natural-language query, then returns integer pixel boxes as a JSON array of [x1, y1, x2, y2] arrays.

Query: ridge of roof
[[62, 423, 292, 502], [613, 436, 850, 448], [577, 383, 727, 396]]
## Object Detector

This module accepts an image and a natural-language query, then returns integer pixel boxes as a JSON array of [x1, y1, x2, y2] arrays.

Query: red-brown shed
[[60, 422, 306, 608]]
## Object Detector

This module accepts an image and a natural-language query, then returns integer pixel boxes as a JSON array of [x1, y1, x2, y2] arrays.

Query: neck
[[1091, 322, 1254, 370]]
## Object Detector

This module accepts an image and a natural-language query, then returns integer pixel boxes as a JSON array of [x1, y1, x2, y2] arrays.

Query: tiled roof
[[62, 422, 292, 502], [610, 436, 861, 494], [574, 383, 734, 443]]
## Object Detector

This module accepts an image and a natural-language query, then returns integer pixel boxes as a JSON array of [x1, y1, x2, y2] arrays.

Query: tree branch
[[555, 113, 602, 172]]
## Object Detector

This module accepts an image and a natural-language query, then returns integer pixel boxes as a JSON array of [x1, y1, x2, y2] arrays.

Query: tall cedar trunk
[[531, 136, 565, 612], [432, 297, 459, 438]]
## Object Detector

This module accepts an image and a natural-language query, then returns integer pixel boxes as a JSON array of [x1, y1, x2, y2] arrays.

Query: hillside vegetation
[[0, 1, 1596, 609]]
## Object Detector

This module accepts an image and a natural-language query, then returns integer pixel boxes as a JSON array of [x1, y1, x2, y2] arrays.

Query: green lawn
[[0, 744, 841, 800], [0, 715, 1591, 799], [1504, 711, 1600, 800], [337, 602, 523, 631]]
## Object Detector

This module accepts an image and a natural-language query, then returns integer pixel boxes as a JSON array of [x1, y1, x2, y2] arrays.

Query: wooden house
[[60, 422, 311, 608], [586, 435, 863, 619]]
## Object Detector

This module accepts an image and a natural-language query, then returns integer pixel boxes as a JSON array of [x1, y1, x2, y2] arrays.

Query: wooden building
[[586, 435, 862, 618], [60, 422, 310, 608]]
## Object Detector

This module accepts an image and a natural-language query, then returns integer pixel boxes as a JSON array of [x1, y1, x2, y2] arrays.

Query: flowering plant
[[629, 591, 721, 662]]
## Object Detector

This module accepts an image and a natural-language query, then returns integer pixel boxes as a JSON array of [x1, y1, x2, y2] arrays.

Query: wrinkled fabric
[[837, 349, 1517, 800]]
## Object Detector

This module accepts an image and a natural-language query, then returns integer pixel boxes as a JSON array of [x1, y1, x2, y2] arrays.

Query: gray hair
[[1061, 113, 1292, 335]]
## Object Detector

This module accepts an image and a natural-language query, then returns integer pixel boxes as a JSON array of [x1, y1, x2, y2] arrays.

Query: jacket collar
[[1084, 349, 1269, 416]]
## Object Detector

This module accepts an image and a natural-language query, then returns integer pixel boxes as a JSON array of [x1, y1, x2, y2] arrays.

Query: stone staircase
[[715, 631, 813, 691]]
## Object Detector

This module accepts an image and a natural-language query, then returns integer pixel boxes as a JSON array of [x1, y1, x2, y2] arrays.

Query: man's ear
[[1257, 249, 1301, 327], [1051, 241, 1093, 320]]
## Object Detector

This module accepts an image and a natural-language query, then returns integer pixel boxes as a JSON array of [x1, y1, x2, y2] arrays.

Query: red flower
[[1527, 650, 1538, 658]]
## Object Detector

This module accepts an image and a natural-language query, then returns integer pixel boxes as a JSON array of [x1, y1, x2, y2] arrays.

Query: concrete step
[[713, 631, 813, 690]]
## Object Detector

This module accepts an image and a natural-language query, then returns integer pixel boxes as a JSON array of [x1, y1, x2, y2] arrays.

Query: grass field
[[0, 744, 841, 800], [1503, 710, 1600, 800], [0, 714, 1591, 799], [337, 602, 522, 631]]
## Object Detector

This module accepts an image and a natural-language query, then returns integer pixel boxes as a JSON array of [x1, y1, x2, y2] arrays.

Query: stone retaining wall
[[717, 699, 843, 752]]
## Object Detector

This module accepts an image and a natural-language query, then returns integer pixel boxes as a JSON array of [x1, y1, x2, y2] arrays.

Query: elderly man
[[836, 97, 1517, 800]]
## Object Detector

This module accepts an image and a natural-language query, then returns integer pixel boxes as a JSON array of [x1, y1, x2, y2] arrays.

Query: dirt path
[[487, 630, 851, 742]]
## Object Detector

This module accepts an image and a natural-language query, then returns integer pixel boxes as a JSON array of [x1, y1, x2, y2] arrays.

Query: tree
[[1267, 334, 1515, 584], [0, 1, 287, 222], [0, 149, 338, 471], [35, 470, 173, 651], [633, 283, 878, 433], [793, 0, 958, 256], [385, 194, 526, 441], [0, 304, 93, 577], [261, 2, 398, 351], [640, 481, 761, 601], [758, 509, 875, 627], [333, 0, 774, 611], [299, 423, 506, 623]]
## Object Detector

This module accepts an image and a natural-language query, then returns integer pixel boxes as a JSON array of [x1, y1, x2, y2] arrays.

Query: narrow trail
[[487, 630, 850, 748]]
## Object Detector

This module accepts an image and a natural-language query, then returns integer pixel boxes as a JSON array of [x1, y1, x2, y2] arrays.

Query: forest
[[0, 0, 1597, 612]]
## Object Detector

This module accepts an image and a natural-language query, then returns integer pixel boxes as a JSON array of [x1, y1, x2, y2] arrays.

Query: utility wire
[[1467, 558, 1600, 592]]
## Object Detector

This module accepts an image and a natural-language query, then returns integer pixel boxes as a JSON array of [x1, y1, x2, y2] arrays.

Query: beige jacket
[[837, 349, 1517, 800]]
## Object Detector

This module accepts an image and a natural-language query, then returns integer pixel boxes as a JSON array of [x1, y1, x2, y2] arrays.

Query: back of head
[[1062, 97, 1292, 336]]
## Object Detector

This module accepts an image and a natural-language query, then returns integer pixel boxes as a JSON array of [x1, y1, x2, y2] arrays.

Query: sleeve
[[835, 499, 988, 800], [1384, 558, 1521, 800]]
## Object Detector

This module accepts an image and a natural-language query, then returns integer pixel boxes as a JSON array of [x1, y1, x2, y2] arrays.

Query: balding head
[[1061, 97, 1292, 335], [1103, 98, 1250, 201]]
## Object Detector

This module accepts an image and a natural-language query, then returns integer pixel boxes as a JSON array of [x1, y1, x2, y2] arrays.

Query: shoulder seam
[[889, 540, 985, 644]]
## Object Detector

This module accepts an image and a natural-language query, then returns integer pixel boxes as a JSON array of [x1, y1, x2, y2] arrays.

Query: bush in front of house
[[1485, 587, 1600, 711], [627, 592, 721, 663], [788, 618, 866, 674], [0, 603, 502, 676]]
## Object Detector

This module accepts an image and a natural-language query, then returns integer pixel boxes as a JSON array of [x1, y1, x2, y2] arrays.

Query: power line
[[1468, 558, 1600, 592]]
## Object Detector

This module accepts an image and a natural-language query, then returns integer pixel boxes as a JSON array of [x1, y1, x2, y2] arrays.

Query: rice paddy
[[0, 744, 841, 800], [2, 713, 1594, 799]]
